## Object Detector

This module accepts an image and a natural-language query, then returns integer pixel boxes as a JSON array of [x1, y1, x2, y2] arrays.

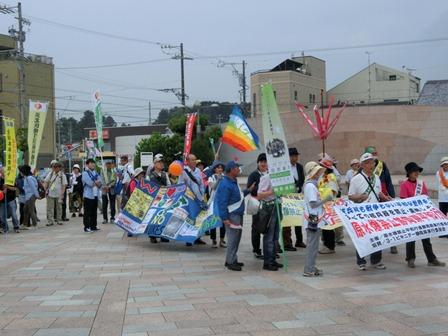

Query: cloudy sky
[[1, 0, 448, 125]]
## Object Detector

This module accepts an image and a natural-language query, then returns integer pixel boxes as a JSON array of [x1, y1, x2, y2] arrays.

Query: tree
[[103, 115, 117, 127], [134, 133, 184, 167]]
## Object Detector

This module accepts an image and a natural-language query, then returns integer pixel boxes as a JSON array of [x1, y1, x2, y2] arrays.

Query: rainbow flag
[[222, 106, 259, 152]]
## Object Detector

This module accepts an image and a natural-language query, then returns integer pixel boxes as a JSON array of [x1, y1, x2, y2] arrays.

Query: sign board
[[89, 129, 109, 140], [140, 152, 154, 167]]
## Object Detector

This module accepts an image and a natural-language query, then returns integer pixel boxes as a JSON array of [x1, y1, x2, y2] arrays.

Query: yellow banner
[[28, 101, 48, 170], [281, 193, 304, 227], [4, 118, 17, 186]]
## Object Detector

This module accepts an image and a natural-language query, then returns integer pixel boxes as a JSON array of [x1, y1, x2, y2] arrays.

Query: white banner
[[334, 195, 448, 258]]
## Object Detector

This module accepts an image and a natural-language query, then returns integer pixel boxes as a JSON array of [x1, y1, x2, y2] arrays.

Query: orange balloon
[[168, 161, 183, 177], [0, 191, 4, 201]]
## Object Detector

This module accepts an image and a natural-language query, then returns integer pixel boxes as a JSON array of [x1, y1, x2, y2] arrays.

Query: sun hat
[[133, 167, 145, 178], [360, 153, 375, 163], [154, 154, 164, 163], [404, 162, 423, 175], [350, 159, 360, 166], [305, 161, 325, 180], [440, 156, 448, 166], [73, 164, 80, 170], [319, 158, 334, 170]]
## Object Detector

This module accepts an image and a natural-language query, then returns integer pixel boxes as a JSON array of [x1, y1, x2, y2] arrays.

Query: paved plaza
[[1, 201, 448, 336]]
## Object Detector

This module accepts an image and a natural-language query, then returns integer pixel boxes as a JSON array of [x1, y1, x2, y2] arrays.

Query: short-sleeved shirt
[[399, 179, 428, 199], [436, 170, 448, 203], [258, 175, 275, 202], [348, 171, 381, 203], [345, 169, 357, 184], [303, 180, 323, 229], [44, 171, 68, 198]]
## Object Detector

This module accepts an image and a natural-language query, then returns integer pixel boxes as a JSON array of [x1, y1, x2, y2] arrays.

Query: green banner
[[261, 83, 295, 196], [93, 91, 104, 148], [28, 100, 48, 170]]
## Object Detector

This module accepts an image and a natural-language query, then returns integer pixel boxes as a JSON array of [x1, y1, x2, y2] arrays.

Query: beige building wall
[[0, 59, 56, 167], [328, 63, 420, 104], [243, 104, 448, 175]]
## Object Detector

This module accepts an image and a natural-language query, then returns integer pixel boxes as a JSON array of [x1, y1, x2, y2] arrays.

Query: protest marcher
[[21, 165, 40, 229], [118, 155, 134, 209], [148, 154, 170, 243], [101, 161, 117, 224], [59, 168, 70, 222], [82, 159, 101, 233], [436, 156, 448, 238], [3, 178, 20, 233], [318, 158, 340, 254], [44, 161, 68, 226], [303, 161, 329, 277], [16, 168, 27, 230], [216, 161, 254, 271], [364, 146, 397, 254], [247, 153, 268, 259], [345, 159, 360, 189], [349, 152, 392, 271], [179, 153, 207, 246], [196, 160, 209, 187], [400, 162, 445, 268], [129, 167, 145, 193], [257, 174, 283, 271], [282, 147, 306, 251], [69, 164, 83, 217], [207, 161, 226, 248]]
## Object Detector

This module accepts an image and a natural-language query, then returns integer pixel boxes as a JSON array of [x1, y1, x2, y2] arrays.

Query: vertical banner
[[261, 83, 295, 196], [27, 100, 48, 170], [4, 118, 17, 186], [93, 91, 104, 149], [183, 113, 197, 161]]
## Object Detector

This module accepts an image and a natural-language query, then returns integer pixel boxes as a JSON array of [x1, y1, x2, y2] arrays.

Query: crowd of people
[[1, 146, 448, 278]]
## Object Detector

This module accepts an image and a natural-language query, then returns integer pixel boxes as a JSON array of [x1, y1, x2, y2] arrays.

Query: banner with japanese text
[[3, 118, 17, 186], [281, 193, 303, 227], [261, 83, 295, 196], [183, 113, 197, 161], [115, 180, 222, 242], [334, 195, 448, 258], [93, 91, 104, 148], [28, 100, 48, 170]]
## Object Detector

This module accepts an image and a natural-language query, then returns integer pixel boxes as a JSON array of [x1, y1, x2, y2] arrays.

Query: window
[[252, 93, 256, 116], [309, 94, 312, 103], [0, 73, 2, 92], [294, 90, 298, 101], [273, 91, 277, 99], [312, 94, 316, 103], [389, 75, 397, 81]]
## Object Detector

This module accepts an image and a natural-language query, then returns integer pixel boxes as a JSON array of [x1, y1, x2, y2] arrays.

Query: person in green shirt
[[101, 160, 117, 224]]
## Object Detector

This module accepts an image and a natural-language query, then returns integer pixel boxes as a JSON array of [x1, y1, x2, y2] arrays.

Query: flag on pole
[[28, 100, 48, 170], [4, 118, 17, 186], [93, 91, 104, 148], [183, 113, 197, 160], [222, 105, 259, 152]]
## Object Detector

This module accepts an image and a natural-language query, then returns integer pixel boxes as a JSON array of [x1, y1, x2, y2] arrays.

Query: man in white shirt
[[348, 153, 392, 271], [436, 156, 448, 238], [44, 161, 68, 226], [345, 159, 360, 189]]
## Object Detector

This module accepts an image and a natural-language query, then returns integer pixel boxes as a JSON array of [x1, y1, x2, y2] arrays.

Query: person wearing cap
[[101, 161, 117, 224], [82, 159, 102, 233], [247, 153, 268, 259], [437, 156, 448, 238], [44, 161, 68, 227], [148, 154, 170, 187], [216, 161, 255, 271], [147, 155, 170, 243], [282, 147, 306, 251], [349, 152, 392, 271], [317, 157, 340, 254], [207, 161, 226, 248], [303, 161, 330, 277], [345, 159, 360, 189], [69, 164, 84, 218], [400, 162, 445, 268]]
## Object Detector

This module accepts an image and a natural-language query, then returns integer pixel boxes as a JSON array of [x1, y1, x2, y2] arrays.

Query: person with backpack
[[21, 165, 40, 229], [82, 159, 102, 233], [44, 161, 68, 227], [207, 161, 226, 248]]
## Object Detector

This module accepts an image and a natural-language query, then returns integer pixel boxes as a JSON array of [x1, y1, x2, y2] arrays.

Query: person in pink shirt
[[399, 162, 445, 268]]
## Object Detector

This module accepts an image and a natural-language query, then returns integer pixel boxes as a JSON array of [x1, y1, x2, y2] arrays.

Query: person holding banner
[[82, 159, 102, 233], [69, 164, 83, 218], [303, 162, 329, 277], [349, 152, 392, 271], [400, 162, 445, 268], [118, 155, 134, 209], [437, 156, 448, 238], [216, 161, 254, 271], [207, 161, 226, 248]]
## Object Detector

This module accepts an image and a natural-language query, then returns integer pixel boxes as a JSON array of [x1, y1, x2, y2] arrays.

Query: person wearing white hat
[[348, 153, 392, 271], [345, 159, 360, 189], [44, 161, 68, 227], [69, 164, 83, 218], [437, 156, 448, 238], [303, 161, 330, 277]]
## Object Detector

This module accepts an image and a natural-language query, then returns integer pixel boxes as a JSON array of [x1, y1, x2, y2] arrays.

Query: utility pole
[[148, 100, 151, 125], [1, 2, 30, 128], [242, 60, 247, 104], [160, 43, 192, 113], [217, 60, 247, 104], [366, 51, 371, 104]]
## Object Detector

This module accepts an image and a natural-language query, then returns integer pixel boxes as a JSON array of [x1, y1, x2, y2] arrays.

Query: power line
[[56, 57, 173, 70]]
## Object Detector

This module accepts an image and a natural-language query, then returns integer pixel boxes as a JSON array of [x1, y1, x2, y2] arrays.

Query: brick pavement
[[0, 200, 447, 336]]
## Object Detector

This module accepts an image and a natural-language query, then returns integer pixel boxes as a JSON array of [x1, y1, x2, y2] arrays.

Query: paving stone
[[33, 328, 90, 336]]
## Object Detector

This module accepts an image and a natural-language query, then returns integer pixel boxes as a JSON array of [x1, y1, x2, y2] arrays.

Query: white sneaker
[[319, 247, 335, 254], [373, 263, 386, 270]]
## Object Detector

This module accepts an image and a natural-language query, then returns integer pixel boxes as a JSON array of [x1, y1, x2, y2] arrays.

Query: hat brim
[[306, 166, 325, 180], [441, 161, 448, 166]]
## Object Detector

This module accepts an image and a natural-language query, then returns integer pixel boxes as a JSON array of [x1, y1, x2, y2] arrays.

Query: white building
[[327, 63, 420, 105]]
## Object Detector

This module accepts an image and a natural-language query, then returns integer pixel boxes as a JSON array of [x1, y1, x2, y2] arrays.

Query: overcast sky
[[1, 0, 448, 125]]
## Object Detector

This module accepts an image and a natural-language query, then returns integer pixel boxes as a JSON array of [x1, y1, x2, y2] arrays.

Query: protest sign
[[28, 100, 48, 170], [3, 118, 17, 186], [334, 195, 448, 258], [281, 193, 303, 227], [322, 198, 349, 230], [115, 180, 222, 242]]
